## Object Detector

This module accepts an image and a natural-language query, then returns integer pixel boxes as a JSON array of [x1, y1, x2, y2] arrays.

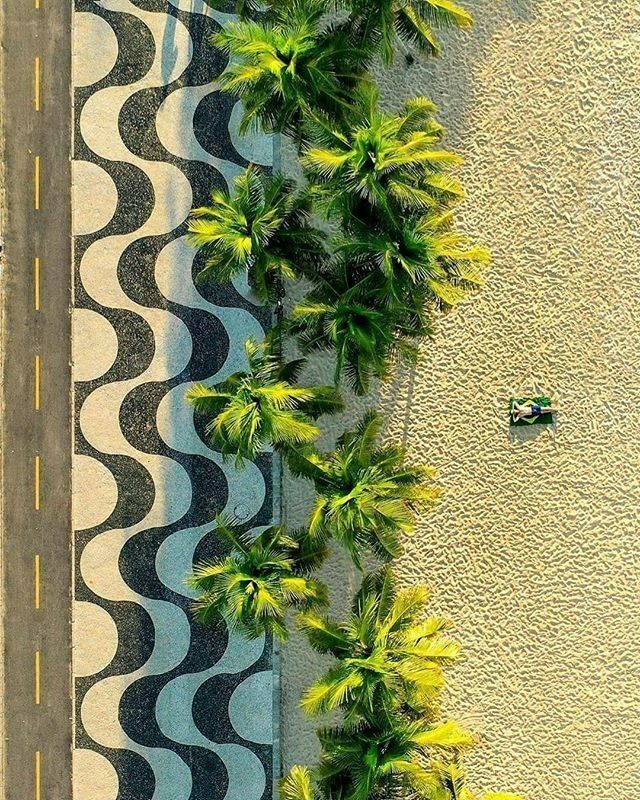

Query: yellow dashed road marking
[[34, 257, 41, 311], [34, 57, 41, 111], [35, 355, 41, 410], [35, 554, 41, 609], [34, 456, 41, 510], [34, 156, 40, 210], [35, 651, 41, 705], [35, 751, 41, 800]]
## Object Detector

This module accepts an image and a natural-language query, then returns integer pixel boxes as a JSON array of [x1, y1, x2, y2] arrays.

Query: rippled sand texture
[[281, 1, 640, 798], [72, 2, 276, 799]]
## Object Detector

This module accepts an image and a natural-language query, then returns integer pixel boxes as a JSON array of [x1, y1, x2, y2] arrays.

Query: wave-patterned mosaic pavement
[[72, 2, 275, 798]]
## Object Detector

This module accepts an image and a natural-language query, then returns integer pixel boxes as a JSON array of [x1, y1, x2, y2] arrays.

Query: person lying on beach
[[511, 401, 556, 422]]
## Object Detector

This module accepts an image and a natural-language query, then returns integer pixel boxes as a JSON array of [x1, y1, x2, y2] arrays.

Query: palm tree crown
[[214, 0, 371, 137], [281, 761, 522, 800], [186, 337, 343, 465], [187, 166, 323, 301], [340, 0, 473, 64], [317, 715, 474, 800], [337, 211, 489, 310], [298, 567, 460, 722], [188, 519, 328, 641], [288, 261, 431, 395], [218, 0, 473, 65], [287, 410, 439, 566], [303, 86, 461, 228]]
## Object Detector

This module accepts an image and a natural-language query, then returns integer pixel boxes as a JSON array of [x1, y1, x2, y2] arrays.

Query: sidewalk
[[73, 2, 276, 798]]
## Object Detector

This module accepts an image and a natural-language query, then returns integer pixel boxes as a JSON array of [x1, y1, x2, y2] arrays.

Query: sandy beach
[[281, 2, 640, 797]]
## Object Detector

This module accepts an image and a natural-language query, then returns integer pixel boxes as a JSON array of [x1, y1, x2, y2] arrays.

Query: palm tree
[[288, 261, 431, 395], [287, 411, 440, 566], [433, 762, 525, 800], [317, 715, 474, 800], [280, 765, 427, 800], [188, 519, 328, 641], [187, 166, 324, 301], [302, 86, 461, 228], [336, 211, 489, 310], [298, 567, 460, 723], [214, 0, 371, 137], [186, 337, 343, 466], [339, 0, 473, 64], [288, 761, 420, 800], [281, 761, 522, 800]]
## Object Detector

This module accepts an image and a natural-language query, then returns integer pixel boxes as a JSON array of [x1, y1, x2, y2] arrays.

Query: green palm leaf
[[280, 766, 317, 800], [300, 665, 365, 715], [214, 1, 370, 136], [435, 762, 524, 800], [188, 519, 328, 640], [187, 165, 325, 301], [300, 567, 457, 722], [412, 719, 475, 749], [288, 261, 432, 395], [187, 337, 343, 465], [297, 612, 352, 655], [339, 0, 473, 63], [317, 715, 475, 800], [336, 212, 489, 312], [302, 85, 466, 233], [287, 412, 439, 563]]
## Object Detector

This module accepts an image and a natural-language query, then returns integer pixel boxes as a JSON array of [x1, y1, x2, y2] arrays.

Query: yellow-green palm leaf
[[187, 337, 343, 466], [287, 411, 439, 564], [187, 166, 324, 301], [188, 519, 328, 641], [340, 0, 473, 63], [299, 567, 457, 722]]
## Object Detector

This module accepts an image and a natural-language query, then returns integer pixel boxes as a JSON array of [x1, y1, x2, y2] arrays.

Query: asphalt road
[[1, 1, 72, 798]]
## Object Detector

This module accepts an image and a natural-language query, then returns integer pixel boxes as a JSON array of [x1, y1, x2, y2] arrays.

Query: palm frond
[[301, 666, 364, 715], [187, 165, 323, 301], [344, 0, 473, 62], [280, 766, 316, 800], [189, 337, 338, 463], [188, 521, 327, 640], [298, 612, 352, 655], [412, 720, 475, 749]]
